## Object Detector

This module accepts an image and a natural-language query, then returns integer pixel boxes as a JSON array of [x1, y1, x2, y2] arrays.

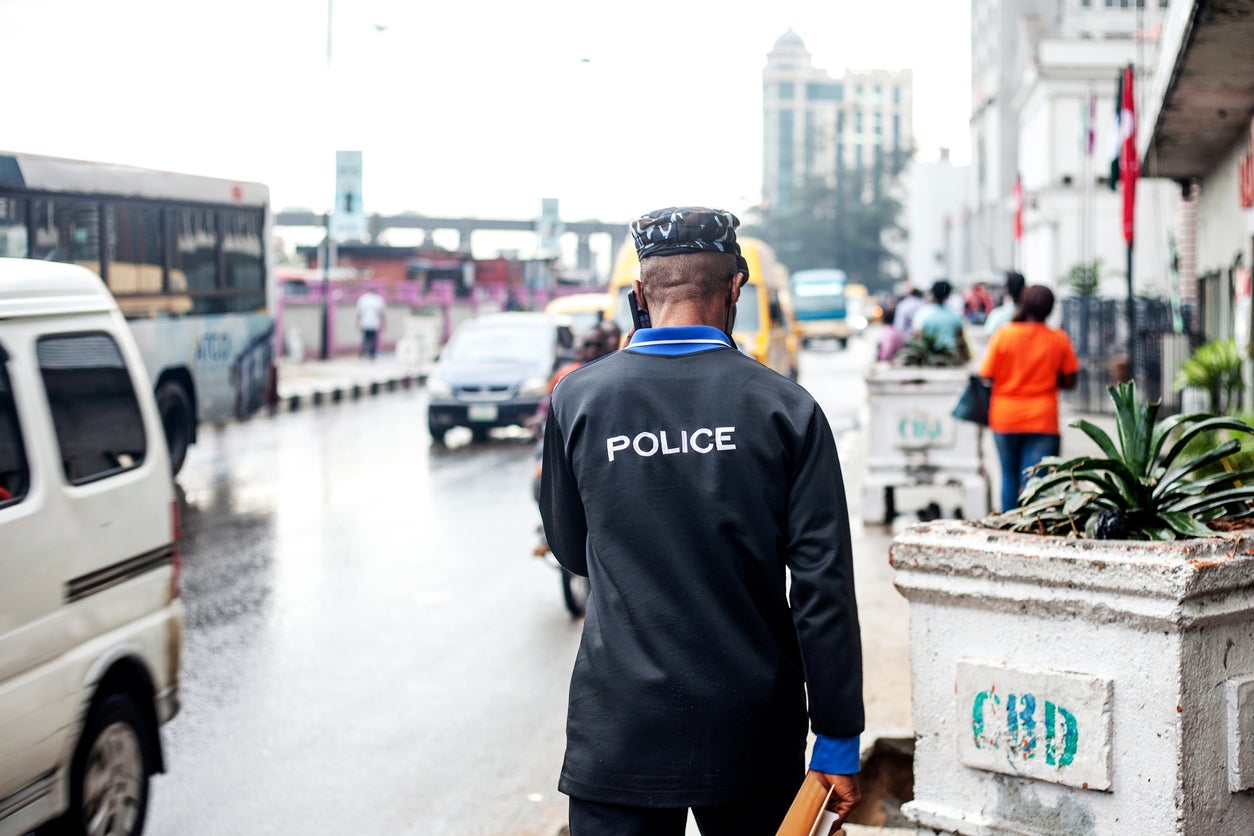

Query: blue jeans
[[993, 432, 1060, 511]]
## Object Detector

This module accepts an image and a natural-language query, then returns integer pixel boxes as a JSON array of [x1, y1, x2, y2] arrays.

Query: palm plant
[[987, 381, 1254, 540], [1174, 338, 1244, 415]]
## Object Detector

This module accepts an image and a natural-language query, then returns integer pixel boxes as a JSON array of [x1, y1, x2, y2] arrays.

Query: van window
[[37, 333, 147, 484], [768, 291, 785, 326], [0, 346, 29, 506], [735, 285, 761, 332]]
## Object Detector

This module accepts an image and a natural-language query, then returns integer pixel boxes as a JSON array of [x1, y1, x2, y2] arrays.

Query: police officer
[[540, 207, 864, 835]]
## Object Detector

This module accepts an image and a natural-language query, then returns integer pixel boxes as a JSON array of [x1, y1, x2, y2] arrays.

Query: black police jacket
[[540, 343, 864, 807]]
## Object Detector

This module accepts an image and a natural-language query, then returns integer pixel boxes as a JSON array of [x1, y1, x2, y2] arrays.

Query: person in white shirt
[[984, 271, 1025, 336], [355, 289, 386, 359]]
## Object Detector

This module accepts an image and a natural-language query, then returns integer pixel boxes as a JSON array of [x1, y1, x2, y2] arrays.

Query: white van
[[0, 259, 182, 835]]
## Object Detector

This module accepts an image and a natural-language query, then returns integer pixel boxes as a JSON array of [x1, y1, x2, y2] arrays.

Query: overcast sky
[[3, 0, 971, 226]]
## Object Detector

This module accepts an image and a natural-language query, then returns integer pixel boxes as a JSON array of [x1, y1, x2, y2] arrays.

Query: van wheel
[[157, 382, 193, 476], [62, 694, 152, 836]]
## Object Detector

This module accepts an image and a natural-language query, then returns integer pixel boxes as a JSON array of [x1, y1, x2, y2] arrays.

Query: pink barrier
[[275, 279, 603, 359]]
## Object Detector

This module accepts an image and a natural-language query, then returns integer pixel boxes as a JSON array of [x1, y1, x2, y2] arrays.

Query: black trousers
[[567, 782, 797, 836]]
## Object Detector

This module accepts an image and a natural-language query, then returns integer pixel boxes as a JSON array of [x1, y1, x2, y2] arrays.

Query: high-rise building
[[762, 30, 913, 210]]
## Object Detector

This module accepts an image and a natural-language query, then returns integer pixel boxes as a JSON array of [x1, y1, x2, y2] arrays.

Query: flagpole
[[1119, 63, 1139, 384], [1127, 239, 1135, 381]]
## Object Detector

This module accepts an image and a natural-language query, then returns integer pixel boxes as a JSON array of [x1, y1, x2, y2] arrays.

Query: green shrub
[[896, 332, 965, 367], [1061, 259, 1102, 297], [1174, 338, 1244, 415]]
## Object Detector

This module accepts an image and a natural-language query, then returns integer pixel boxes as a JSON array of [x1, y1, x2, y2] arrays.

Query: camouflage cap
[[630, 206, 749, 284]]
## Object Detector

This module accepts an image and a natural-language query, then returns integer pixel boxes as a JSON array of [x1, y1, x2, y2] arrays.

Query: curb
[[270, 372, 428, 415]]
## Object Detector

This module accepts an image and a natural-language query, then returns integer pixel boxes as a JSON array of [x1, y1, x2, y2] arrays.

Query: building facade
[[1015, 1, 1177, 297], [762, 30, 913, 211], [1142, 0, 1254, 364], [970, 0, 1177, 294], [968, 0, 1062, 276], [905, 152, 971, 287]]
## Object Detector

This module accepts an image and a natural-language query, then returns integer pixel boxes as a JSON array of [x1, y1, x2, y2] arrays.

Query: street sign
[[536, 197, 563, 257], [331, 150, 366, 241]]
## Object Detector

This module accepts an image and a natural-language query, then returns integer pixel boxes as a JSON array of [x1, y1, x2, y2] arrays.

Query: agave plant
[[987, 381, 1254, 540]]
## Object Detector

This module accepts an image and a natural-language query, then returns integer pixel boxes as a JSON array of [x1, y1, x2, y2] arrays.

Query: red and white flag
[[1118, 64, 1138, 244]]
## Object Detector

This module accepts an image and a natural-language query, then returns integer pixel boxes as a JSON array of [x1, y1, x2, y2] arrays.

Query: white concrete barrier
[[891, 520, 1254, 835], [863, 365, 989, 523]]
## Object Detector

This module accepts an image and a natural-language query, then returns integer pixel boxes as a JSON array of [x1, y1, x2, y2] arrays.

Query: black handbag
[[951, 375, 991, 426]]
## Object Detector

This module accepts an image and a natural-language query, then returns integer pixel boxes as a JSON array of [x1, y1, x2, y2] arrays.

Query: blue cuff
[[808, 734, 861, 774]]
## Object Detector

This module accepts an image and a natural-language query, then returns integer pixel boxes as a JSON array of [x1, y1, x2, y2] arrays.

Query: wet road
[[146, 339, 874, 836]]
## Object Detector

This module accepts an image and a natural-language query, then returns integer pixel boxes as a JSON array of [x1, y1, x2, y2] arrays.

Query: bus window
[[222, 208, 265, 312], [30, 199, 102, 276], [107, 203, 164, 296], [0, 197, 27, 257], [170, 207, 218, 305]]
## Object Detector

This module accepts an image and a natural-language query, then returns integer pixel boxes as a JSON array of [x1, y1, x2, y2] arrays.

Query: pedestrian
[[355, 287, 386, 359], [913, 279, 969, 361], [980, 285, 1079, 511], [530, 327, 606, 434], [598, 317, 622, 352], [892, 287, 925, 335], [983, 270, 1025, 336], [540, 206, 864, 835], [963, 282, 994, 324], [878, 320, 907, 362]]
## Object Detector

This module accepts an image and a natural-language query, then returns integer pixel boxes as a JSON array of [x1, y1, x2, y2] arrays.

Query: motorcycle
[[531, 438, 590, 618]]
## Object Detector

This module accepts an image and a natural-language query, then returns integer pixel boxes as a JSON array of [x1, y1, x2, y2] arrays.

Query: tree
[[745, 148, 909, 292]]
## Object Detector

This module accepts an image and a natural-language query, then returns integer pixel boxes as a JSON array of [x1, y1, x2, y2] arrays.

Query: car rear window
[[37, 333, 147, 484], [0, 343, 29, 507]]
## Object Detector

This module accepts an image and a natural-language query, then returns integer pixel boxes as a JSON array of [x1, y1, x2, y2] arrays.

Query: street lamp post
[[320, 0, 335, 360]]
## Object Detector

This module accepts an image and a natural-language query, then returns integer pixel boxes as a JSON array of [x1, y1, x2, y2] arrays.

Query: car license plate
[[894, 411, 954, 449], [467, 404, 498, 422]]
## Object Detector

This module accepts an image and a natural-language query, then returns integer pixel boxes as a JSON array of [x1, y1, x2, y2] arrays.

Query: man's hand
[[814, 770, 861, 824]]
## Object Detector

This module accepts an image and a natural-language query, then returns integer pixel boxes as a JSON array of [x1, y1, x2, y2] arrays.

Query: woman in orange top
[[980, 285, 1079, 511]]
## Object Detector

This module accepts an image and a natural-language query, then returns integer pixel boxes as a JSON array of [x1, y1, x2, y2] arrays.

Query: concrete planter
[[891, 520, 1254, 835], [863, 365, 989, 524]]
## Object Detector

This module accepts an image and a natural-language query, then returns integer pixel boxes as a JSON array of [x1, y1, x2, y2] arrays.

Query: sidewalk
[[273, 353, 428, 411]]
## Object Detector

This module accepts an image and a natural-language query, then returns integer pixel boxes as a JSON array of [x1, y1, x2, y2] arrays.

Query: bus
[[0, 151, 276, 473], [790, 268, 855, 348]]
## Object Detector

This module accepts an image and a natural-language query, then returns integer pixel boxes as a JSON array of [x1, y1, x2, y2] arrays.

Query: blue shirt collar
[[626, 325, 733, 356]]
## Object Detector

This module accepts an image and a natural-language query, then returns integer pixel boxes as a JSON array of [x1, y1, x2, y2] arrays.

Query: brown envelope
[[775, 771, 846, 836]]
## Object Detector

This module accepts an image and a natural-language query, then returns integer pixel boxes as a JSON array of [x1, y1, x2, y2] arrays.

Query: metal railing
[[1059, 296, 1201, 414]]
